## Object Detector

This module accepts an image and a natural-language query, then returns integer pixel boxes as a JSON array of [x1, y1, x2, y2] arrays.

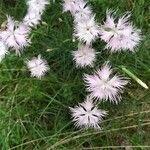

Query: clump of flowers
[[64, 0, 143, 129], [0, 0, 146, 130], [72, 1, 100, 45], [0, 0, 49, 78], [63, 0, 99, 68]]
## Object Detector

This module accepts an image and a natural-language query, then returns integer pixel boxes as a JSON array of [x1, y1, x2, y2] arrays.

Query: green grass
[[0, 0, 150, 149]]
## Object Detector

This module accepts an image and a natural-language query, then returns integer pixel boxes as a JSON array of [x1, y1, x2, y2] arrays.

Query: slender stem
[[121, 66, 149, 89]]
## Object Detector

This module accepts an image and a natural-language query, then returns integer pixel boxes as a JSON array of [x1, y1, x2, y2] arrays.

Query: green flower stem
[[121, 66, 149, 89]]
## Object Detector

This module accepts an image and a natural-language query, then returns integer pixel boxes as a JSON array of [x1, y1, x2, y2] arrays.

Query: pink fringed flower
[[24, 0, 49, 26], [27, 0, 49, 15], [23, 10, 42, 26], [63, 0, 81, 14], [0, 16, 31, 55], [73, 1, 92, 22], [72, 45, 96, 68], [100, 10, 141, 52], [84, 63, 128, 104], [74, 15, 100, 44], [70, 97, 107, 129], [26, 55, 49, 79]]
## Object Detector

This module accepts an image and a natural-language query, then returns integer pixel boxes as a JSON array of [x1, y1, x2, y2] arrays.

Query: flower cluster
[[70, 63, 128, 129], [63, 0, 99, 67], [0, 0, 144, 130], [63, 1, 141, 68], [0, 0, 49, 78], [63, 0, 142, 129]]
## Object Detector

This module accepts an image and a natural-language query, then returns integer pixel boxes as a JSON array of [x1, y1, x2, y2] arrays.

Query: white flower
[[70, 98, 107, 129], [73, 1, 92, 22], [84, 63, 128, 104], [23, 10, 42, 26], [0, 41, 8, 62], [100, 10, 141, 52], [72, 45, 96, 68], [27, 0, 49, 15], [24, 0, 49, 26], [63, 0, 81, 14], [26, 55, 49, 78], [0, 16, 31, 55], [74, 15, 100, 44]]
